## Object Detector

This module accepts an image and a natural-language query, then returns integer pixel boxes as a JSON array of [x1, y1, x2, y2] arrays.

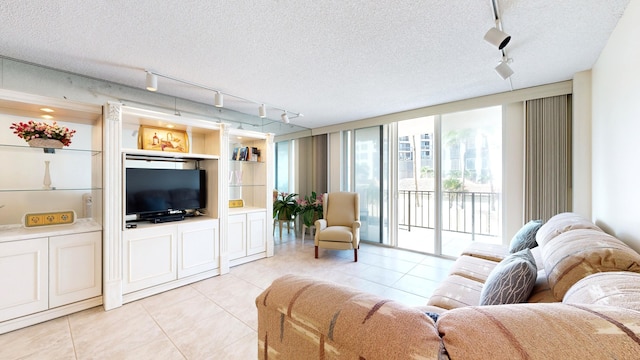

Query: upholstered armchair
[[314, 192, 361, 261]]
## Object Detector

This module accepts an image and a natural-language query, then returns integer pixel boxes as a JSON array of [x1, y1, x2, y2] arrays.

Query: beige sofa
[[256, 213, 640, 359]]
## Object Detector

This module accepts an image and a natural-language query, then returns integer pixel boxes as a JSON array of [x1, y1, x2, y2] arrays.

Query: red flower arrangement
[[9, 120, 76, 147]]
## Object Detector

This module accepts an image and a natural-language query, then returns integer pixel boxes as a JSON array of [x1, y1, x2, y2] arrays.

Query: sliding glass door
[[397, 107, 502, 256], [354, 127, 383, 243]]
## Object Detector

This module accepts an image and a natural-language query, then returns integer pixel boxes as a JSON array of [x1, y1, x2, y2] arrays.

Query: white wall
[[572, 70, 592, 219], [592, 0, 640, 252]]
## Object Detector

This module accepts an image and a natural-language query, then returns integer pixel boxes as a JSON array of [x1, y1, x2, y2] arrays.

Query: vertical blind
[[524, 95, 572, 221]]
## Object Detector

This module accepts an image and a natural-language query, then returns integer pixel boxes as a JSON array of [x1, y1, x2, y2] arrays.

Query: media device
[[126, 168, 206, 222]]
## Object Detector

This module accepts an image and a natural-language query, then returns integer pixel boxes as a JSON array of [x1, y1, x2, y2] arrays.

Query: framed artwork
[[138, 126, 189, 153]]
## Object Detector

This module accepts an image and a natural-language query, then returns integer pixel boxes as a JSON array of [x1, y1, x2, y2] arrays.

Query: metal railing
[[398, 190, 500, 239]]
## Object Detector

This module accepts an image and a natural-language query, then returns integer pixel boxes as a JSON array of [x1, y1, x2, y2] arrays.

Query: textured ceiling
[[0, 0, 630, 132]]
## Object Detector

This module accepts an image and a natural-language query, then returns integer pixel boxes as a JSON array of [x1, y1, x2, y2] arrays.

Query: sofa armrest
[[256, 274, 442, 360], [438, 303, 640, 359]]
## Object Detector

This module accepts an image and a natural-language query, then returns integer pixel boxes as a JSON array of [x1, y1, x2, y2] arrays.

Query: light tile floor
[[1, 231, 454, 360]]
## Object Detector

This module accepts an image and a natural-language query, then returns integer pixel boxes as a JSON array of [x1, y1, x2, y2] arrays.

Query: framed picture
[[138, 126, 189, 153]]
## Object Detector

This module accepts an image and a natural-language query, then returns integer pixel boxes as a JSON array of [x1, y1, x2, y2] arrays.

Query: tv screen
[[126, 168, 206, 216]]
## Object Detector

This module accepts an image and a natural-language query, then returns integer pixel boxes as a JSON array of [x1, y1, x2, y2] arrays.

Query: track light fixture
[[143, 70, 302, 122], [281, 111, 290, 124], [145, 71, 157, 92], [485, 0, 514, 82], [214, 91, 223, 108], [495, 58, 514, 80], [484, 27, 511, 50]]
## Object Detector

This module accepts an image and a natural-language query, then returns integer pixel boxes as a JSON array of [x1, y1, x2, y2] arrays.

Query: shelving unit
[[0, 89, 103, 334], [227, 130, 274, 267], [100, 104, 226, 306]]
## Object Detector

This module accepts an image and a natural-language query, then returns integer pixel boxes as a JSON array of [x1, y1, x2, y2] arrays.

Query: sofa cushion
[[256, 275, 442, 359], [426, 274, 484, 310], [437, 303, 640, 360], [563, 272, 640, 311], [526, 270, 556, 303], [460, 242, 510, 262], [479, 248, 537, 305], [509, 219, 543, 253], [542, 228, 640, 300], [535, 212, 602, 248], [448, 255, 499, 283]]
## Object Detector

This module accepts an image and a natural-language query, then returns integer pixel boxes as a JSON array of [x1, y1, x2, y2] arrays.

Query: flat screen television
[[126, 168, 207, 220]]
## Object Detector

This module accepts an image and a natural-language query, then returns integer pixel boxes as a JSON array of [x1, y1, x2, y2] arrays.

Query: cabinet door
[[177, 219, 218, 278], [123, 226, 177, 294], [247, 211, 267, 256], [49, 231, 102, 308], [228, 214, 247, 260], [0, 238, 48, 322]]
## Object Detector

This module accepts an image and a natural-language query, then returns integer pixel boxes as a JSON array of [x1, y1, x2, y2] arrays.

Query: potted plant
[[297, 191, 324, 227], [9, 120, 76, 148], [273, 192, 299, 221]]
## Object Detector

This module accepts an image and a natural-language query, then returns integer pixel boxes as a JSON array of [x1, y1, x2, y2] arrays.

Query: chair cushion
[[325, 193, 357, 227], [317, 226, 353, 242], [479, 248, 537, 305], [509, 219, 543, 253], [542, 228, 640, 300], [563, 272, 640, 311]]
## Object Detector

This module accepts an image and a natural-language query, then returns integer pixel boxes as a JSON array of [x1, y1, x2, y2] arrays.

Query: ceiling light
[[495, 59, 514, 80], [41, 114, 54, 119], [259, 104, 267, 118], [214, 91, 223, 107], [281, 112, 290, 124], [146, 71, 158, 91], [40, 108, 54, 113], [484, 27, 511, 50]]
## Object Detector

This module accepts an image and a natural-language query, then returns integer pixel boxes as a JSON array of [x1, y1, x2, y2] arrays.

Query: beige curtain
[[524, 95, 572, 221]]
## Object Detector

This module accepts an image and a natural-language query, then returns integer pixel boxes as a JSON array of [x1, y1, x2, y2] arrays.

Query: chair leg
[[315, 246, 318, 258], [354, 248, 358, 262]]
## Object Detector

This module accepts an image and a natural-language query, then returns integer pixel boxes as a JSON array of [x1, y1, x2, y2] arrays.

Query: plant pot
[[28, 138, 64, 149]]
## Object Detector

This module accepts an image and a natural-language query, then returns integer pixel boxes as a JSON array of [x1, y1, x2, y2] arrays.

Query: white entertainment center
[[0, 91, 274, 334]]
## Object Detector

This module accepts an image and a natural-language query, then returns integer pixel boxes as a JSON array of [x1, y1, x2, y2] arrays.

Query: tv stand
[[150, 214, 185, 223]]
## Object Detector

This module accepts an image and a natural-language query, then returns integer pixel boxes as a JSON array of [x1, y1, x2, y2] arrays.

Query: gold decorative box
[[24, 210, 76, 228], [229, 199, 245, 208]]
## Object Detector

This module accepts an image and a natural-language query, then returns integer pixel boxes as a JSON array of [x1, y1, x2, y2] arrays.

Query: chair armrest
[[256, 275, 441, 360], [315, 218, 327, 230], [352, 220, 361, 230]]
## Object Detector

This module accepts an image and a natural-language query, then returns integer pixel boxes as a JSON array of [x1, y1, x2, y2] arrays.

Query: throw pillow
[[508, 220, 543, 253], [479, 248, 537, 306]]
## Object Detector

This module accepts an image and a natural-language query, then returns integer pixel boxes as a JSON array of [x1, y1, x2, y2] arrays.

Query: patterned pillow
[[509, 220, 543, 253], [479, 248, 537, 305]]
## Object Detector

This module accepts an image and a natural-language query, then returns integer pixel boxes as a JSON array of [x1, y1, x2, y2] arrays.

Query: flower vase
[[43, 160, 52, 190], [29, 138, 64, 149]]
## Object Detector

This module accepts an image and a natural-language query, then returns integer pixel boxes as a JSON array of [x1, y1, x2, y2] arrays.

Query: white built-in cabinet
[[0, 91, 275, 331], [103, 104, 273, 308], [122, 218, 219, 295], [0, 89, 103, 334]]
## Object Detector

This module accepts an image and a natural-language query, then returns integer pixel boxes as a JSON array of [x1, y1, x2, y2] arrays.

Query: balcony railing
[[398, 190, 500, 240]]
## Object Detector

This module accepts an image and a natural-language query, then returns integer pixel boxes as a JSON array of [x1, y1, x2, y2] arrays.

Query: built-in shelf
[[122, 148, 219, 160], [0, 143, 101, 155]]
